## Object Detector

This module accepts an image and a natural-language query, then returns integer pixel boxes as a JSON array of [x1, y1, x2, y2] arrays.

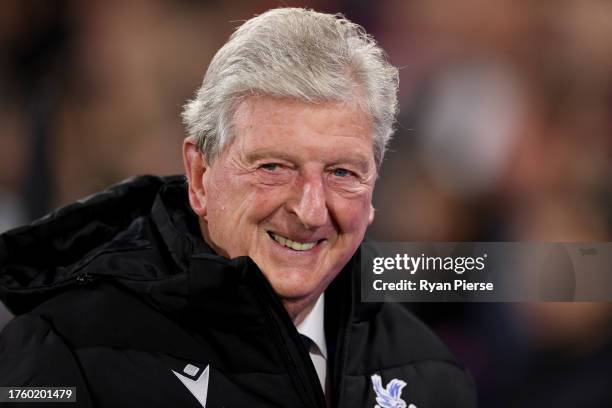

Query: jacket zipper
[[75, 272, 94, 285], [246, 261, 327, 408], [330, 299, 352, 408]]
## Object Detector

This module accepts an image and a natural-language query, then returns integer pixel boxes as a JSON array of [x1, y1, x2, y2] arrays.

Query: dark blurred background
[[1, 0, 612, 406]]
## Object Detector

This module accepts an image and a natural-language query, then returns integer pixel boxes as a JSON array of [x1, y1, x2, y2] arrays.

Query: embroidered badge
[[371, 374, 416, 408]]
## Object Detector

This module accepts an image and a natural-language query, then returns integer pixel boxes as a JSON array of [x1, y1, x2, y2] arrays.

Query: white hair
[[182, 7, 398, 168]]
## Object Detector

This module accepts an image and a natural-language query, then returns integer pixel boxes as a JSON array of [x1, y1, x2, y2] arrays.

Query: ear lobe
[[182, 137, 208, 218], [368, 204, 375, 225]]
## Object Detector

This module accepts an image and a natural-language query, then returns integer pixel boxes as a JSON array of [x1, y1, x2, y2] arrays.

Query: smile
[[268, 232, 322, 251]]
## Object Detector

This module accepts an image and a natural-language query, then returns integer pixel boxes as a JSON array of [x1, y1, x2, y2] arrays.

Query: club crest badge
[[371, 374, 417, 408]]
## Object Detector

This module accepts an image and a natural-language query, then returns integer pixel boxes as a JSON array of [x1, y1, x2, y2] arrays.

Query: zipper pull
[[75, 272, 94, 285]]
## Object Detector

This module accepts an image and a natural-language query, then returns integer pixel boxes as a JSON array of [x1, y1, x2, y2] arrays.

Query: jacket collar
[[148, 176, 383, 329], [0, 174, 381, 322]]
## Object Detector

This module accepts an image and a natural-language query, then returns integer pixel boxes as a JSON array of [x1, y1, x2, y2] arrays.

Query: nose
[[288, 176, 329, 229]]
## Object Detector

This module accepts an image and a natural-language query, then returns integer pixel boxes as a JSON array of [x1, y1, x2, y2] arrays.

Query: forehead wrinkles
[[231, 96, 375, 159]]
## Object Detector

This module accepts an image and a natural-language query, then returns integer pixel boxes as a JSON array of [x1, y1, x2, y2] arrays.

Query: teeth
[[270, 232, 317, 251]]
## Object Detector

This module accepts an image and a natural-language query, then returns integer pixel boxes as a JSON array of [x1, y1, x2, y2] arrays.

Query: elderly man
[[0, 8, 475, 408]]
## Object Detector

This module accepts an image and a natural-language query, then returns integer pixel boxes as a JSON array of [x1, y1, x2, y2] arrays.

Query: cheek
[[204, 170, 250, 242], [332, 194, 373, 236], [208, 171, 286, 230]]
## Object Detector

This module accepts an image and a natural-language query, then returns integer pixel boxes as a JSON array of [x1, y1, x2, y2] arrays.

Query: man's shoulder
[[348, 302, 477, 407], [376, 302, 460, 363], [0, 175, 196, 315], [22, 282, 189, 352], [0, 285, 209, 407], [0, 313, 93, 402]]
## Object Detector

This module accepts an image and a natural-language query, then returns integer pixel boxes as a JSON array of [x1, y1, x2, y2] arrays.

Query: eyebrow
[[331, 156, 372, 174], [245, 148, 373, 173], [245, 149, 297, 164]]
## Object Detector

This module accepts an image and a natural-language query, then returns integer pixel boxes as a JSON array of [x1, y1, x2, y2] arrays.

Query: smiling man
[[184, 96, 376, 326], [0, 8, 475, 408]]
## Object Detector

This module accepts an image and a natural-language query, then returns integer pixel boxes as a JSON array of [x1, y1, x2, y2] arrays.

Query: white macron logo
[[172, 364, 210, 408], [371, 374, 417, 408]]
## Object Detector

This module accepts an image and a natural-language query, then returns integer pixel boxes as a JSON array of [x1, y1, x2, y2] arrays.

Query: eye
[[331, 168, 352, 177], [260, 163, 279, 171]]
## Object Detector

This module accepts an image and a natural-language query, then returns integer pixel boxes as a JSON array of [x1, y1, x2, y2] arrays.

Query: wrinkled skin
[[184, 96, 376, 323]]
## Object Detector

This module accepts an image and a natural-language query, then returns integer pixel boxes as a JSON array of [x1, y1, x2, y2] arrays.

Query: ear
[[368, 203, 375, 225], [183, 137, 209, 218]]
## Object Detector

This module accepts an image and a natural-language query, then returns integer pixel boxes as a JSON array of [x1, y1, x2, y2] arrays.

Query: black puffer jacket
[[0, 175, 476, 408]]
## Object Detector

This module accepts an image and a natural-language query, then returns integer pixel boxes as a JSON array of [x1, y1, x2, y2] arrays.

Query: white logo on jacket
[[371, 374, 417, 408], [173, 364, 210, 408]]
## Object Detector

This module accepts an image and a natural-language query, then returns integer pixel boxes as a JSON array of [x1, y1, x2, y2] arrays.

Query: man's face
[[188, 96, 376, 305]]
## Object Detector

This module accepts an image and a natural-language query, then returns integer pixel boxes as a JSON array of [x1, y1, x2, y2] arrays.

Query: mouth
[[267, 231, 325, 251]]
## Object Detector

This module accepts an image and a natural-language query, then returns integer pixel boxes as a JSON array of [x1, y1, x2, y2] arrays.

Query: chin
[[264, 270, 321, 301]]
